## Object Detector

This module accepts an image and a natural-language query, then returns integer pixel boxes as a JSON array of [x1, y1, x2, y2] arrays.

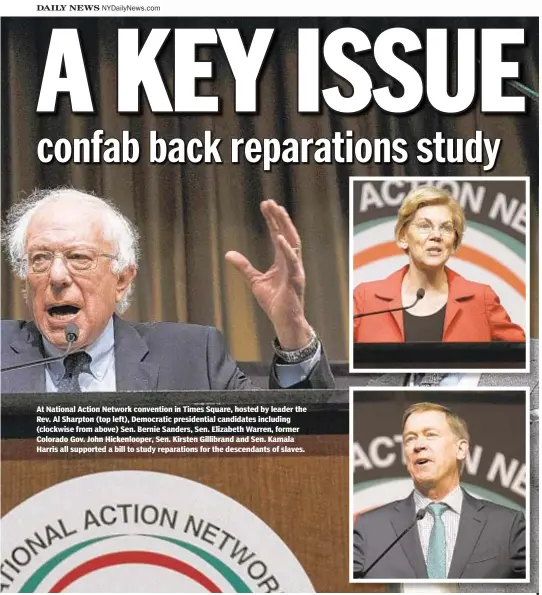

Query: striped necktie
[[57, 352, 92, 393], [426, 502, 448, 578]]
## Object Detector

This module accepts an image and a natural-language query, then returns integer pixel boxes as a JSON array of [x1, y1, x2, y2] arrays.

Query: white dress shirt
[[42, 317, 319, 391], [44, 317, 116, 392], [404, 373, 479, 594], [414, 485, 464, 577]]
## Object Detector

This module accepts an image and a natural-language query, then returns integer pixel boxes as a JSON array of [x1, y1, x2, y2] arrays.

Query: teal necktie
[[426, 502, 447, 578]]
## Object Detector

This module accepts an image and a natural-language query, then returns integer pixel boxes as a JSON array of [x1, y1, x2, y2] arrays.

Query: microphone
[[64, 322, 79, 344], [1, 323, 80, 373], [355, 508, 427, 579], [353, 288, 425, 319]]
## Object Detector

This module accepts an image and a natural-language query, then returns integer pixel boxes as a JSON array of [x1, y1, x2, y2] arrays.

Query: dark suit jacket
[[1, 317, 335, 392], [353, 490, 526, 580], [350, 342, 538, 592]]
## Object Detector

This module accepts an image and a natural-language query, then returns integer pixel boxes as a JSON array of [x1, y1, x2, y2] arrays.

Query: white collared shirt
[[414, 485, 464, 578], [42, 317, 317, 391], [43, 317, 117, 392], [275, 343, 321, 387]]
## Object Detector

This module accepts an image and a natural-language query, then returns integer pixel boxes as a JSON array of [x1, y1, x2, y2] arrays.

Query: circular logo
[[1, 471, 314, 593]]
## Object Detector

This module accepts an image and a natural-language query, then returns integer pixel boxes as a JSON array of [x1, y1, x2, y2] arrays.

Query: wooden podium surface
[[2, 390, 384, 593]]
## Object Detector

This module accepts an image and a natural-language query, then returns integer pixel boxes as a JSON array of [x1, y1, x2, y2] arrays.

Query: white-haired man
[[1, 188, 334, 392]]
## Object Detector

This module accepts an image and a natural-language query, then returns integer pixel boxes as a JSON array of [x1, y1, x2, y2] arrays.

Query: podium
[[1, 390, 381, 593], [353, 341, 527, 369]]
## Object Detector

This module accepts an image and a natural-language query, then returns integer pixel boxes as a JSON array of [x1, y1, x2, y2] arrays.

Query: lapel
[[448, 489, 487, 578], [373, 267, 408, 341], [4, 322, 47, 393], [390, 493, 428, 579], [113, 316, 160, 391], [443, 268, 476, 340]]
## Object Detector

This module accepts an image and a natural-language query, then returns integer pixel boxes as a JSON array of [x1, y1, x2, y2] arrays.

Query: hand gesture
[[225, 200, 313, 349]]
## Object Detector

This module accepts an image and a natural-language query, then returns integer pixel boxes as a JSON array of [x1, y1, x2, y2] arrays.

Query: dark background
[[1, 17, 538, 363], [353, 390, 527, 506]]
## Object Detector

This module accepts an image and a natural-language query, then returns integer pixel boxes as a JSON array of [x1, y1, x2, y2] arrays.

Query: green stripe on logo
[[146, 534, 251, 592], [465, 221, 525, 258], [19, 533, 251, 593], [354, 218, 525, 259], [354, 217, 396, 235], [20, 536, 118, 592]]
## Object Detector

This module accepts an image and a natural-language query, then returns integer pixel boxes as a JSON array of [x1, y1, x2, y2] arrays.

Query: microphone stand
[[354, 509, 426, 579], [1, 326, 79, 373], [353, 291, 425, 320]]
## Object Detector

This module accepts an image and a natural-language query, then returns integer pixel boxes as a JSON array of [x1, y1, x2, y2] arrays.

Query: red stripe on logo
[[48, 550, 223, 593]]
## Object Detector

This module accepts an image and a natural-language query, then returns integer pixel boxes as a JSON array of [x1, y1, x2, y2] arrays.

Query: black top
[[403, 305, 446, 342]]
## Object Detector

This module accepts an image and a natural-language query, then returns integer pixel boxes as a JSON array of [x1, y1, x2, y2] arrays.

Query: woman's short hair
[[395, 185, 466, 249]]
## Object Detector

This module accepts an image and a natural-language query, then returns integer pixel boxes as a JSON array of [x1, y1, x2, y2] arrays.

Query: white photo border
[[349, 176, 531, 375], [348, 385, 531, 585]]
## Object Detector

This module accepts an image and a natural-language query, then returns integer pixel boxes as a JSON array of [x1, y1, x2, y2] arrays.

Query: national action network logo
[[0, 471, 314, 592]]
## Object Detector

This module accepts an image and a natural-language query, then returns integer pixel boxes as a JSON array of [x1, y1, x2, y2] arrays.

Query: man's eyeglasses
[[411, 221, 456, 237], [23, 249, 117, 274]]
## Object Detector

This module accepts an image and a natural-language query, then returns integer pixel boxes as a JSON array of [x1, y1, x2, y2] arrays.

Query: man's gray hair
[[3, 187, 140, 314]]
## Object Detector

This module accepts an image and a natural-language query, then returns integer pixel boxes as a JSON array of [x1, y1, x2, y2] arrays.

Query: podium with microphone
[[352, 288, 526, 369]]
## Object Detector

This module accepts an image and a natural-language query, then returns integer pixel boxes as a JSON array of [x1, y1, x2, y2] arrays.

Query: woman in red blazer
[[353, 186, 525, 343]]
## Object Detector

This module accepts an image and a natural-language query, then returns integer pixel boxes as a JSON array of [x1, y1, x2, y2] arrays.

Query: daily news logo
[[37, 5, 101, 11], [1, 471, 314, 593]]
